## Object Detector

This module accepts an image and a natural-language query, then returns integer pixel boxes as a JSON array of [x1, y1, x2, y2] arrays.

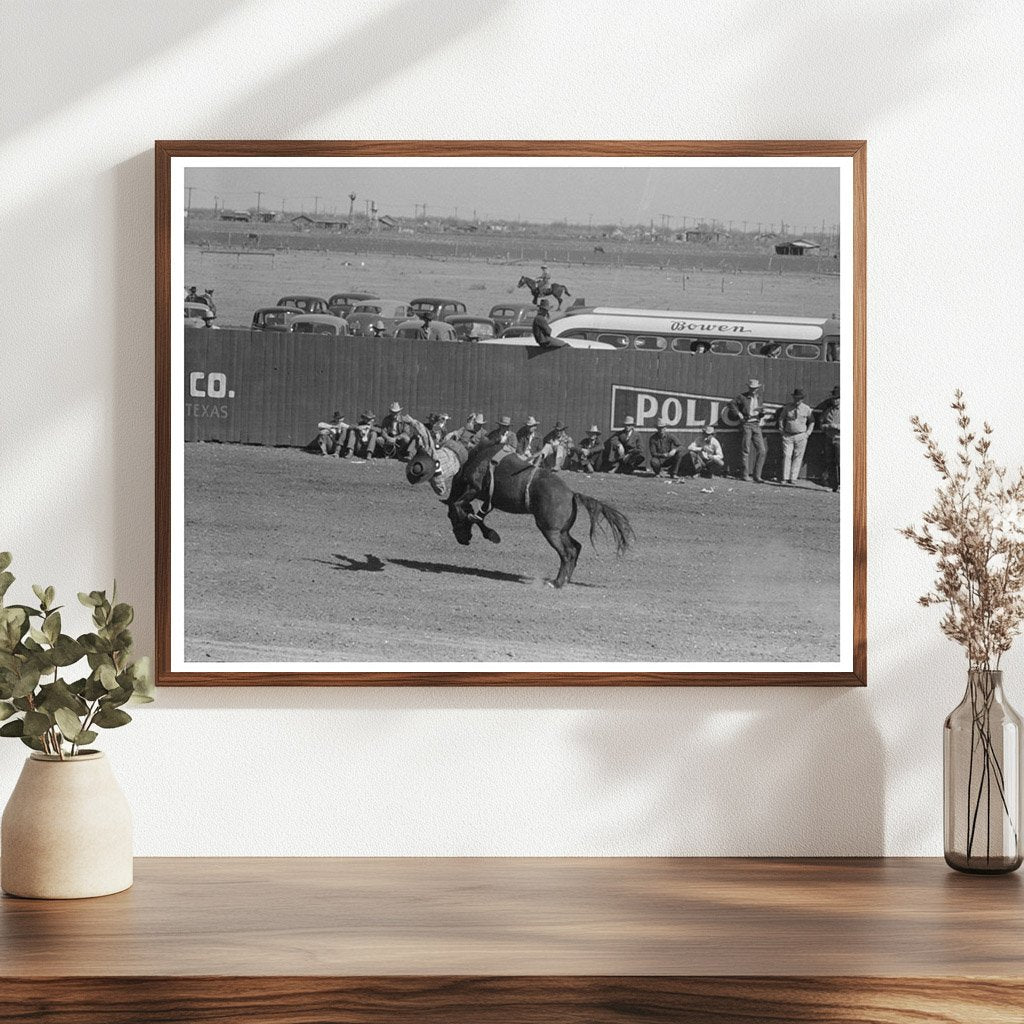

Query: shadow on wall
[[570, 687, 884, 856]]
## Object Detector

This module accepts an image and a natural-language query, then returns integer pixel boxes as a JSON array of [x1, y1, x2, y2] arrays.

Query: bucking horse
[[517, 275, 572, 310], [407, 440, 633, 588]]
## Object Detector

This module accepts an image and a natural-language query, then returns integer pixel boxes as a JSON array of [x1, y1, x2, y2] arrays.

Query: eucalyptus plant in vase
[[903, 393, 1024, 873], [0, 552, 153, 898]]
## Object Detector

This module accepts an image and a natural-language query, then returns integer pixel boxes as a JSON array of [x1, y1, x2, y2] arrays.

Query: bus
[[548, 307, 840, 362]]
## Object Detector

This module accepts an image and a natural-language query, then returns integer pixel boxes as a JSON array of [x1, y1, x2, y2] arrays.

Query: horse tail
[[574, 493, 634, 555]]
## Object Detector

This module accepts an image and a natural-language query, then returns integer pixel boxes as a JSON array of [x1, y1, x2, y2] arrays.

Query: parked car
[[498, 324, 536, 339], [327, 292, 379, 318], [394, 317, 426, 340], [251, 306, 301, 332], [276, 295, 331, 314], [409, 296, 467, 320], [185, 301, 216, 328], [445, 315, 499, 342], [289, 314, 348, 336], [488, 302, 538, 333], [347, 299, 414, 336]]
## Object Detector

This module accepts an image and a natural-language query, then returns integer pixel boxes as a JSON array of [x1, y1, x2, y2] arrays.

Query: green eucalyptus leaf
[[42, 611, 60, 644], [110, 604, 133, 629], [0, 701, 15, 721], [103, 685, 132, 709], [50, 635, 85, 667], [0, 651, 19, 674], [36, 679, 88, 716], [11, 665, 42, 699], [0, 552, 11, 573], [79, 634, 112, 655], [8, 604, 43, 619], [53, 707, 85, 741], [31, 584, 46, 605], [0, 572, 14, 602], [75, 730, 98, 746], [0, 718, 25, 737], [19, 735, 44, 752], [28, 627, 49, 646], [128, 656, 154, 696], [12, 697, 33, 712], [98, 664, 118, 691], [78, 592, 100, 608], [83, 675, 108, 701], [93, 705, 132, 729], [0, 607, 27, 652], [22, 711, 51, 738]]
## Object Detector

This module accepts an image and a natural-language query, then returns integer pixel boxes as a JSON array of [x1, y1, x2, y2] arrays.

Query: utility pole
[[742, 220, 748, 235], [213, 194, 219, 214], [185, 186, 194, 217], [255, 191, 264, 219], [313, 196, 320, 216]]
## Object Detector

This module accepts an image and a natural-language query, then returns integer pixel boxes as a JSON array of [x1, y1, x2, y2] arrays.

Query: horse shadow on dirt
[[308, 554, 387, 572], [389, 557, 603, 588]]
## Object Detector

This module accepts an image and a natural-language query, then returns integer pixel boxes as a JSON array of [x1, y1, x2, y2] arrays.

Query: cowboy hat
[[655, 417, 666, 427], [792, 389, 805, 399], [587, 425, 601, 434], [554, 420, 565, 430], [497, 415, 512, 427], [748, 378, 761, 388], [473, 412, 485, 425], [624, 415, 635, 426], [702, 425, 716, 435], [331, 410, 342, 420], [525, 415, 539, 427], [389, 401, 402, 413]]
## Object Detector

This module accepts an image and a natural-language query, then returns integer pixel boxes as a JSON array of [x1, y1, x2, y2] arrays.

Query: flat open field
[[184, 444, 840, 666], [185, 242, 840, 331]]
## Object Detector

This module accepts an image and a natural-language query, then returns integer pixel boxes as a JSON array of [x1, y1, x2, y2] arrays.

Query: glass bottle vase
[[944, 669, 1023, 873]]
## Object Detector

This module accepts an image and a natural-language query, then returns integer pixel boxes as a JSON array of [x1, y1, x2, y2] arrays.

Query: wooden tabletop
[[1, 856, 1022, 977]]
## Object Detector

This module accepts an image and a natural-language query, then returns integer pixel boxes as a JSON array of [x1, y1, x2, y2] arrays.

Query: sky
[[184, 164, 839, 232]]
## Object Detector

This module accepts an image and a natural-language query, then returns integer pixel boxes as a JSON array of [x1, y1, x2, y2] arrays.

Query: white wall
[[1, 0, 1021, 855]]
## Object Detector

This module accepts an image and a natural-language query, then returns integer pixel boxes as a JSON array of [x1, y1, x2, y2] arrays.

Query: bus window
[[634, 335, 667, 351], [671, 337, 711, 353], [750, 341, 782, 358], [710, 340, 742, 355], [597, 333, 630, 349], [786, 343, 821, 360], [825, 338, 840, 362]]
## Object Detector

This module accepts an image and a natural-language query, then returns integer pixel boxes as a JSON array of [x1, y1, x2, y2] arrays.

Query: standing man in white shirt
[[776, 388, 814, 485]]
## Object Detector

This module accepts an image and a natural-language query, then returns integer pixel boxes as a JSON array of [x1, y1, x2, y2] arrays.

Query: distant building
[[219, 210, 250, 223], [252, 210, 277, 223], [684, 228, 723, 243], [291, 215, 348, 232], [377, 215, 397, 230], [774, 238, 821, 256]]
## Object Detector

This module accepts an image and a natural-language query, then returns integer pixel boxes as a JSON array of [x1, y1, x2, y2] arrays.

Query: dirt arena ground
[[184, 444, 840, 665]]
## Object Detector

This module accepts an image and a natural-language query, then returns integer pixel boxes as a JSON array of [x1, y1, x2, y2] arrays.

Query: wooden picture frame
[[156, 141, 865, 686]]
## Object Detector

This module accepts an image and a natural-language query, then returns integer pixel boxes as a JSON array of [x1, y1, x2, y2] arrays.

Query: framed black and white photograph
[[155, 141, 865, 686]]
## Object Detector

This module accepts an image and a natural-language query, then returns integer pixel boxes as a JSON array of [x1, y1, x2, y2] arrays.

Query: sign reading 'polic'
[[610, 384, 780, 432]]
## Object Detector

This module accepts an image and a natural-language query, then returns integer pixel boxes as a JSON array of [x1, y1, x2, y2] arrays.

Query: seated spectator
[[369, 319, 386, 338], [344, 410, 380, 460], [648, 418, 685, 478], [379, 402, 415, 460], [517, 415, 541, 457], [426, 412, 451, 445], [316, 410, 349, 457], [603, 416, 645, 474], [569, 426, 604, 474], [531, 307, 554, 347], [687, 426, 725, 477], [532, 421, 573, 470], [487, 415, 518, 448], [690, 340, 711, 354]]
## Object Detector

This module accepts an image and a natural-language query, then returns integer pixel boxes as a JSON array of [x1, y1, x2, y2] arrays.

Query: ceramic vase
[[1, 751, 133, 899]]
